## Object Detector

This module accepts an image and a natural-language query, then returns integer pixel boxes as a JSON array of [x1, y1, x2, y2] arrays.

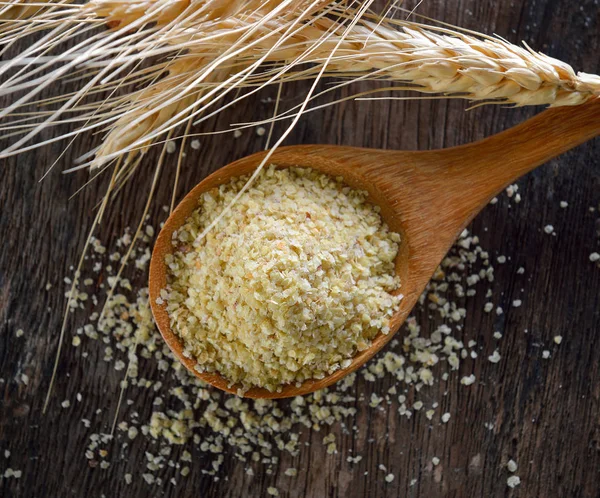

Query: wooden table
[[1, 1, 599, 496]]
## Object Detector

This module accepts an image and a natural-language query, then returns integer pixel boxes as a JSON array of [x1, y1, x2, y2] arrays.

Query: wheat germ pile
[[163, 166, 402, 393]]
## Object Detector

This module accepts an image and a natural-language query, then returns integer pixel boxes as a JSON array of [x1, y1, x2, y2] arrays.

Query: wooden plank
[[1, 0, 599, 496]]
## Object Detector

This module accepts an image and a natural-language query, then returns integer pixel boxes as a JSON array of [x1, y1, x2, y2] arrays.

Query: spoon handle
[[443, 97, 600, 209]]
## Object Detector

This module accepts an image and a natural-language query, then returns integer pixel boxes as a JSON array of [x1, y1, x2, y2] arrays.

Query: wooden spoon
[[149, 98, 600, 398]]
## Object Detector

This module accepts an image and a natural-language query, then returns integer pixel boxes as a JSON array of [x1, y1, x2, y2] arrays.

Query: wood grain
[[1, 1, 600, 497]]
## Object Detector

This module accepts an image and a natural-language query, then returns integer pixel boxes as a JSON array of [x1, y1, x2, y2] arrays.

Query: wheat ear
[[1, 1, 598, 166], [294, 16, 600, 107], [93, 8, 600, 163], [0, 0, 336, 163]]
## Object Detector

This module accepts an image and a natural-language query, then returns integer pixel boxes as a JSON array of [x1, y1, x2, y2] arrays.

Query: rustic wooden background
[[1, 0, 599, 496]]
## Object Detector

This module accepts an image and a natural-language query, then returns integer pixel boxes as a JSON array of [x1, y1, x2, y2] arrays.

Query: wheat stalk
[[2, 0, 598, 169], [98, 9, 600, 164], [0, 0, 59, 21], [0, 0, 338, 166]]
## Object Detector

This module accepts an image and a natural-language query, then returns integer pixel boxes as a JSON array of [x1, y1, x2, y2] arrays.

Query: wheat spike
[[93, 8, 600, 163], [299, 17, 600, 107], [0, 0, 598, 167], [0, 0, 337, 163]]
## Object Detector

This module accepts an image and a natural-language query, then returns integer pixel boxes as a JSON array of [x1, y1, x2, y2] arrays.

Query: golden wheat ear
[[1, 0, 598, 170], [0, 0, 337, 163]]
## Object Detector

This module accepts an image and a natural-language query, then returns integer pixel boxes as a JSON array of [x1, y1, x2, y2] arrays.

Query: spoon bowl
[[149, 98, 600, 398]]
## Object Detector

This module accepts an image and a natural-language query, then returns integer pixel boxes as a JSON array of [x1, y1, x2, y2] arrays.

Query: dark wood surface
[[1, 1, 599, 497]]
